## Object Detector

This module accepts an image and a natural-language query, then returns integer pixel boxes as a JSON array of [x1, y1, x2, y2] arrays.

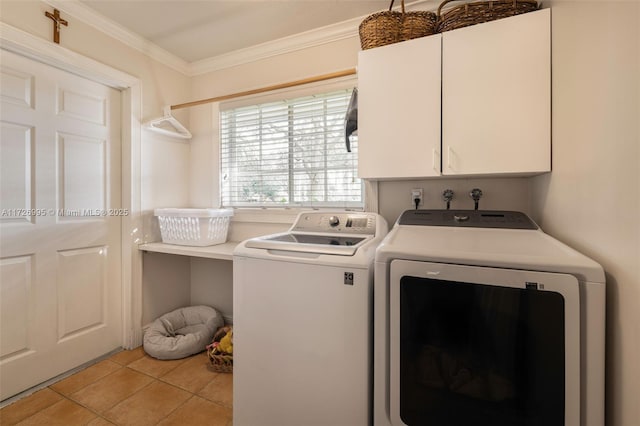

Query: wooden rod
[[170, 68, 357, 111]]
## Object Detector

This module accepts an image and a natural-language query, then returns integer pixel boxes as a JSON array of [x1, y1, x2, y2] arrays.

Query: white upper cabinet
[[358, 35, 442, 179], [357, 9, 550, 179], [442, 9, 551, 176]]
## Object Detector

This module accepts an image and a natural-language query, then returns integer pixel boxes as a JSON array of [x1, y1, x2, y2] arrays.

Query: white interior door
[[0, 49, 123, 400]]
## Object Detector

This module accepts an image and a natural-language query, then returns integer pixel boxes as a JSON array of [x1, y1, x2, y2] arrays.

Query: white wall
[[530, 2, 640, 425], [378, 177, 531, 227], [142, 252, 190, 325], [190, 258, 233, 321]]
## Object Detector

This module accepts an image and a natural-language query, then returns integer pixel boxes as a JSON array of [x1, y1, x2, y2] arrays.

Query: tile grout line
[[2, 350, 232, 426], [99, 378, 158, 426], [159, 393, 198, 424], [0, 349, 123, 409], [2, 362, 128, 425], [135, 364, 233, 412], [17, 386, 109, 426], [46, 362, 157, 425]]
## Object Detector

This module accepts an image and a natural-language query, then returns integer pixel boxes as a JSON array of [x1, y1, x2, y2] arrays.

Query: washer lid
[[245, 232, 370, 256], [243, 211, 385, 256]]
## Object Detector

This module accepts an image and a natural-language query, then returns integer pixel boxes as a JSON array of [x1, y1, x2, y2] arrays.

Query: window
[[220, 88, 361, 208]]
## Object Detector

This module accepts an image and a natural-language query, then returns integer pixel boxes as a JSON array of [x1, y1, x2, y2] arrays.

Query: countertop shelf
[[138, 241, 239, 260]]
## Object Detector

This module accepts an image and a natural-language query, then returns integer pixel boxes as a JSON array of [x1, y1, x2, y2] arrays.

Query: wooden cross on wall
[[45, 8, 68, 44]]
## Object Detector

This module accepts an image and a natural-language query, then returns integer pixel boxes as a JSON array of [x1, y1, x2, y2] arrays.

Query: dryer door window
[[389, 260, 581, 426]]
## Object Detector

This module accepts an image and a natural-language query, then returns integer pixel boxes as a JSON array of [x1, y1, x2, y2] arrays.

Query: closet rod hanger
[[170, 68, 357, 111]]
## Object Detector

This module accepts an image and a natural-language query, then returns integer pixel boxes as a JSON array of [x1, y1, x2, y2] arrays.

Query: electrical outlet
[[411, 188, 423, 207]]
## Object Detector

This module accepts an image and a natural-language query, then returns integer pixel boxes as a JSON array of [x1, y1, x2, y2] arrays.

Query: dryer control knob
[[328, 216, 340, 227]]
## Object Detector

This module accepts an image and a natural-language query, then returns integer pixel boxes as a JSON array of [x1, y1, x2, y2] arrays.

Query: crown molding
[[190, 0, 439, 76], [0, 22, 139, 88], [44, 0, 191, 76], [189, 16, 361, 76], [43, 0, 438, 77]]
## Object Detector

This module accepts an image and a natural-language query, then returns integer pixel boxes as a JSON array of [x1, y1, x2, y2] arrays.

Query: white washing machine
[[374, 210, 605, 426], [233, 211, 388, 426]]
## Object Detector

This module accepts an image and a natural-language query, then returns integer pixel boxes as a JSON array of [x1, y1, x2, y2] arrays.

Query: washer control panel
[[291, 212, 378, 235], [398, 210, 538, 230]]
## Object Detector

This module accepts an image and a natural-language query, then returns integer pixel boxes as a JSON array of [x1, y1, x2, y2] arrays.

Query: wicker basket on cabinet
[[436, 0, 538, 33], [359, 0, 437, 50]]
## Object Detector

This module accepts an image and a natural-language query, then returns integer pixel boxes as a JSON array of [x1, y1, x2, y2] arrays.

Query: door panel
[[0, 49, 122, 400], [0, 123, 33, 222], [58, 133, 106, 214], [0, 256, 33, 358], [57, 246, 107, 340], [0, 66, 34, 108], [57, 88, 106, 125]]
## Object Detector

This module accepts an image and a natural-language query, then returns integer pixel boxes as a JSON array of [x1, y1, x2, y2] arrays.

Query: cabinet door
[[358, 35, 441, 179], [442, 9, 551, 176]]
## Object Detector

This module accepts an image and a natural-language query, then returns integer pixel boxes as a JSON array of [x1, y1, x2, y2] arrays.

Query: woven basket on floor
[[359, 0, 437, 50], [437, 0, 538, 33], [207, 326, 233, 373]]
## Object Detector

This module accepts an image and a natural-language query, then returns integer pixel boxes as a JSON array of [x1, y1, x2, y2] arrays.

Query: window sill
[[229, 207, 362, 224]]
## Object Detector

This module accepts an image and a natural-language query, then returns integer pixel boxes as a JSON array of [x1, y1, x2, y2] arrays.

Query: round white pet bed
[[143, 305, 224, 360]]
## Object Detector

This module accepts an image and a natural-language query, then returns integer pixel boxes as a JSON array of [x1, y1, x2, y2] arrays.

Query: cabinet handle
[[432, 149, 439, 172], [447, 146, 453, 170]]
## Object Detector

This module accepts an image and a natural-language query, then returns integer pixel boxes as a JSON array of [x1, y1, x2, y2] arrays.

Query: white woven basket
[[154, 208, 233, 246]]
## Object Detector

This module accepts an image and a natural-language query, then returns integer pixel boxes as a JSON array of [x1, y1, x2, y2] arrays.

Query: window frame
[[218, 76, 362, 212]]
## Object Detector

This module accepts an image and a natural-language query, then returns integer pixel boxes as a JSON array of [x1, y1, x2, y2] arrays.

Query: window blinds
[[220, 89, 362, 208]]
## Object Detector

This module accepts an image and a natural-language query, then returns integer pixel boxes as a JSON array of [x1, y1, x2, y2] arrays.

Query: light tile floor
[[0, 347, 232, 426]]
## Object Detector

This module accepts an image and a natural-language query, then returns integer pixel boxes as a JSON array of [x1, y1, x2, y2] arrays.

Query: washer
[[374, 210, 605, 426], [233, 211, 388, 426]]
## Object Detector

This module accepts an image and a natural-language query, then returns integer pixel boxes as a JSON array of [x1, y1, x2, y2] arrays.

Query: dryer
[[234, 211, 388, 426], [374, 210, 605, 426]]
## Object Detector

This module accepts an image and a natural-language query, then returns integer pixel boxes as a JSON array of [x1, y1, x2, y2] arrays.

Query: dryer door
[[389, 260, 580, 426]]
